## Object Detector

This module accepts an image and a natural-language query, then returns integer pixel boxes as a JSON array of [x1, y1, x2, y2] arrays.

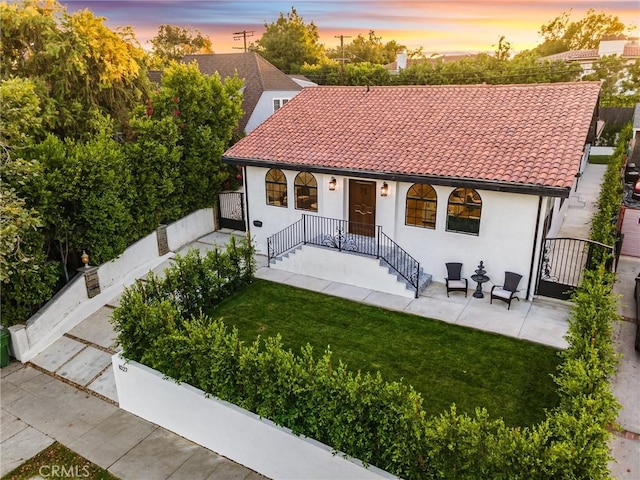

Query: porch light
[[380, 182, 389, 197], [81, 250, 89, 268], [328, 177, 337, 191]]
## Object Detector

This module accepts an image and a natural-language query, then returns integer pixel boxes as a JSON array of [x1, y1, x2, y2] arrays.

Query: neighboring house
[[182, 52, 308, 133], [542, 36, 639, 77], [223, 83, 600, 299]]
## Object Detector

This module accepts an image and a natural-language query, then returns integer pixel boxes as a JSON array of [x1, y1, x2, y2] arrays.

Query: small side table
[[470, 261, 489, 299]]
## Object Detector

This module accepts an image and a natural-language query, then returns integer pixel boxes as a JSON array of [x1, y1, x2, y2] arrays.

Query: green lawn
[[212, 279, 561, 427]]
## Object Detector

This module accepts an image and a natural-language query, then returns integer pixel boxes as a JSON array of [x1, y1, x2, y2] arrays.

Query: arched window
[[405, 184, 437, 229], [294, 172, 318, 212], [265, 168, 287, 207], [447, 187, 482, 234]]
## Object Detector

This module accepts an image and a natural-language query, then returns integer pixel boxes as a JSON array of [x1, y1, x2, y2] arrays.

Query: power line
[[232, 30, 254, 53], [334, 34, 351, 85]]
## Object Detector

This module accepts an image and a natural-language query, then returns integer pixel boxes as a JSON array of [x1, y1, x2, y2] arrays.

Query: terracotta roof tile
[[224, 83, 600, 190], [543, 49, 599, 61]]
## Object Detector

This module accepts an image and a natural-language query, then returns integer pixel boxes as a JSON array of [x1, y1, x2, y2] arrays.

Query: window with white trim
[[273, 98, 290, 112]]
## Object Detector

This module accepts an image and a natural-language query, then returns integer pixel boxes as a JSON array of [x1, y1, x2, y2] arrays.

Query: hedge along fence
[[113, 138, 628, 479]]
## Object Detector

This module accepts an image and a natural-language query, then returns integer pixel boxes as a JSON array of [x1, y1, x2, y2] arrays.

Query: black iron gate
[[536, 237, 613, 300], [217, 192, 246, 231]]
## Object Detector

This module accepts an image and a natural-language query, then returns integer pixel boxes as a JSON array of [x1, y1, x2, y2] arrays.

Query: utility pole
[[233, 30, 254, 52], [334, 34, 351, 85]]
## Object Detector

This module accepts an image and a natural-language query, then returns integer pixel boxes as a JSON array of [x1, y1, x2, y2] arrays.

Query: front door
[[349, 179, 376, 237]]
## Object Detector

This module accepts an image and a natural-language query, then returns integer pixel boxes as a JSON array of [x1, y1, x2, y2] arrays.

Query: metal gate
[[536, 237, 613, 300], [217, 192, 246, 231]]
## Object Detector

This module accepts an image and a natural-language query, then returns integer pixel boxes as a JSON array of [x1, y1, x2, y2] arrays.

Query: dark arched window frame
[[294, 172, 318, 212], [446, 187, 482, 235], [405, 184, 437, 229], [265, 168, 287, 207]]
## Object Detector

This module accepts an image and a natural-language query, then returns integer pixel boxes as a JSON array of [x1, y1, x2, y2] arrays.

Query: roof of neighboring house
[[543, 49, 599, 62], [182, 52, 302, 132], [543, 44, 640, 62], [623, 44, 640, 57], [224, 82, 601, 196]]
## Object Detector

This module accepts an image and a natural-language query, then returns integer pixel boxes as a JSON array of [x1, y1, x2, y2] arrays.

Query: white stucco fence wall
[[590, 146, 614, 156], [113, 354, 395, 480], [8, 209, 215, 363]]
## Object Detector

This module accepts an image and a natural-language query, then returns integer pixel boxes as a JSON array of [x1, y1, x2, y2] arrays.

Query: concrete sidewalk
[[1, 361, 265, 479]]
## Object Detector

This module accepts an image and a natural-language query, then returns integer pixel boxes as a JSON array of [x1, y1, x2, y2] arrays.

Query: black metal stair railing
[[267, 215, 422, 298]]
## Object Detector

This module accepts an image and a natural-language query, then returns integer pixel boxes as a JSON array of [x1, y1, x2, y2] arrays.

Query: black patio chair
[[490, 272, 523, 309], [445, 262, 468, 297]]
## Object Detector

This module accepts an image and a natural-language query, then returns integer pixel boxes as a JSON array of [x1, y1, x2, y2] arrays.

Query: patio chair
[[445, 262, 468, 297], [490, 272, 523, 309]]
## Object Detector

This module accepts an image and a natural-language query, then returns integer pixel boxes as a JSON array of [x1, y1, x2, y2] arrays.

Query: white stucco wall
[[245, 91, 302, 133], [272, 246, 416, 298], [245, 166, 543, 297], [9, 209, 215, 362], [113, 355, 394, 480]]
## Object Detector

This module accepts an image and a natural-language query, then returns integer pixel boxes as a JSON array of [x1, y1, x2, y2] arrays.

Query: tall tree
[[342, 30, 404, 65], [149, 24, 213, 68], [536, 9, 627, 56], [145, 61, 244, 213], [0, 77, 60, 326], [0, 0, 149, 138], [254, 7, 326, 73]]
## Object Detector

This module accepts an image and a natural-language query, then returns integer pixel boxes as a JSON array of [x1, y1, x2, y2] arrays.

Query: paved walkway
[[1, 163, 638, 479]]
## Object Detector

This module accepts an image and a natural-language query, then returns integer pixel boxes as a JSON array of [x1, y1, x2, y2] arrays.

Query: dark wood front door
[[349, 179, 376, 237]]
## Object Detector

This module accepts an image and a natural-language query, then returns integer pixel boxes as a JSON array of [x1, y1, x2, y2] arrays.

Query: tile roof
[[182, 52, 301, 132], [543, 49, 599, 62], [224, 83, 601, 192], [623, 45, 640, 57]]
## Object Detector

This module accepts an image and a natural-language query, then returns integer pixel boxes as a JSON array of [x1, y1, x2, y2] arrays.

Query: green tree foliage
[[536, 9, 627, 56], [585, 56, 640, 107], [0, 78, 60, 326], [149, 24, 213, 69], [337, 30, 404, 65], [125, 116, 183, 237], [28, 129, 134, 280], [395, 52, 580, 85], [254, 7, 327, 73], [144, 61, 243, 212], [0, 0, 149, 138]]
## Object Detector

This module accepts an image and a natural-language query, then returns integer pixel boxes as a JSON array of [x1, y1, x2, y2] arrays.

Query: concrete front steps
[[270, 244, 432, 298]]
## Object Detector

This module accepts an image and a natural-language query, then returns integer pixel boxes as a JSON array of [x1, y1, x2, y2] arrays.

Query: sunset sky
[[61, 1, 639, 55]]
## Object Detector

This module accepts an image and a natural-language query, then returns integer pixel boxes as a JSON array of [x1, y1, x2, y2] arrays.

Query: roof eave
[[223, 156, 573, 198]]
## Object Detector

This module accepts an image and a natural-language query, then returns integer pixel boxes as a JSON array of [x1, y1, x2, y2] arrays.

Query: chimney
[[396, 51, 407, 70]]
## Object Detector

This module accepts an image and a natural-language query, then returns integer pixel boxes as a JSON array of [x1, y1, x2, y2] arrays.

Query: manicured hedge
[[113, 130, 629, 478]]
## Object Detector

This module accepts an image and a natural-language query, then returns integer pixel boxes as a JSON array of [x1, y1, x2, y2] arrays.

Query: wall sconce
[[328, 177, 337, 191], [380, 181, 389, 197]]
